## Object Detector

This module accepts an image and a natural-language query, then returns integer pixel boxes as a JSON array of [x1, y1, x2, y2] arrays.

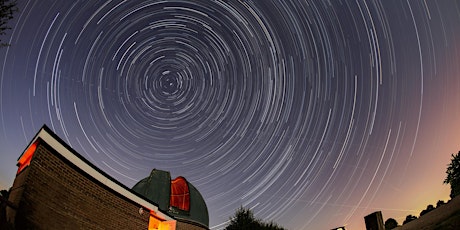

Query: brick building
[[5, 125, 209, 230]]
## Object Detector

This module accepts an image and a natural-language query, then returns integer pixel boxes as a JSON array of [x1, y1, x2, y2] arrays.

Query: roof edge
[[20, 124, 175, 221]]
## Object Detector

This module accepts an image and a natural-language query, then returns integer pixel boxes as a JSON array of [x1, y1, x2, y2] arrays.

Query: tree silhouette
[[436, 200, 445, 208], [403, 215, 417, 225], [225, 207, 259, 230], [0, 190, 8, 199], [384, 218, 398, 230], [0, 189, 13, 229], [0, 0, 17, 47], [419, 204, 435, 216], [444, 151, 460, 198], [261, 221, 285, 230], [225, 207, 286, 230]]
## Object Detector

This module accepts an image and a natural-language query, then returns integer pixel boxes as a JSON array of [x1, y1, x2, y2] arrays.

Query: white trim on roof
[[27, 127, 175, 221]]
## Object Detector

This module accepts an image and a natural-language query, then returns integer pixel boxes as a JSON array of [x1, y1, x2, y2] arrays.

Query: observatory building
[[4, 125, 209, 230]]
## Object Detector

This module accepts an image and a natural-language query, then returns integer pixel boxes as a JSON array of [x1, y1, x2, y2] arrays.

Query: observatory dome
[[132, 169, 209, 228]]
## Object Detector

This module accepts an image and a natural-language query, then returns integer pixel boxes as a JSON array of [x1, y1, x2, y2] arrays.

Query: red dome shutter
[[170, 176, 190, 211]]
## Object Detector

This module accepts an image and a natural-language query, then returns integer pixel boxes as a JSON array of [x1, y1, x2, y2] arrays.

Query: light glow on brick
[[17, 140, 40, 174], [149, 210, 176, 230]]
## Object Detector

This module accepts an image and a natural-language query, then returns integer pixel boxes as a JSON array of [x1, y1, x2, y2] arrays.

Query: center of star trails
[[160, 71, 179, 95]]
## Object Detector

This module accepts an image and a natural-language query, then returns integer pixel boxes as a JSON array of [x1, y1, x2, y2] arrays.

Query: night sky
[[1, 1, 460, 229]]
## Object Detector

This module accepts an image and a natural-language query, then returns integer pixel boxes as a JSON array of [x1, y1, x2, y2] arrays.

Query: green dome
[[132, 169, 209, 228]]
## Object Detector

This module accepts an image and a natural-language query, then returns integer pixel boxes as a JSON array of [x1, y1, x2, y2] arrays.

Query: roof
[[132, 169, 209, 228]]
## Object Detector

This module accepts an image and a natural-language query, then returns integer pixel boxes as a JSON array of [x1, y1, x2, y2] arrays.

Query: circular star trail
[[1, 1, 460, 229]]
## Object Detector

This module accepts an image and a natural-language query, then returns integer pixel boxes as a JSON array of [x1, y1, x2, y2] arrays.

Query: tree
[[261, 221, 286, 230], [444, 151, 460, 198], [0, 190, 9, 199], [225, 207, 260, 230], [225, 207, 286, 230], [436, 200, 445, 208], [0, 0, 18, 47], [384, 218, 398, 230], [0, 189, 13, 229], [403, 215, 417, 225], [419, 204, 435, 216]]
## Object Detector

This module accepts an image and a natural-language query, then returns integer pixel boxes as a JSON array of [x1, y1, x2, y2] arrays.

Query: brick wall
[[9, 143, 151, 229]]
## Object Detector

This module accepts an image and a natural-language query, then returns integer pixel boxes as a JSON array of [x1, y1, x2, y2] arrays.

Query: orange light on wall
[[149, 215, 160, 230], [170, 176, 190, 211], [17, 140, 40, 174], [149, 210, 176, 230], [159, 220, 176, 230]]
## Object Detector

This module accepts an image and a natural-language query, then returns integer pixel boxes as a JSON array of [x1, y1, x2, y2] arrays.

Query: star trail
[[1, 1, 460, 229]]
